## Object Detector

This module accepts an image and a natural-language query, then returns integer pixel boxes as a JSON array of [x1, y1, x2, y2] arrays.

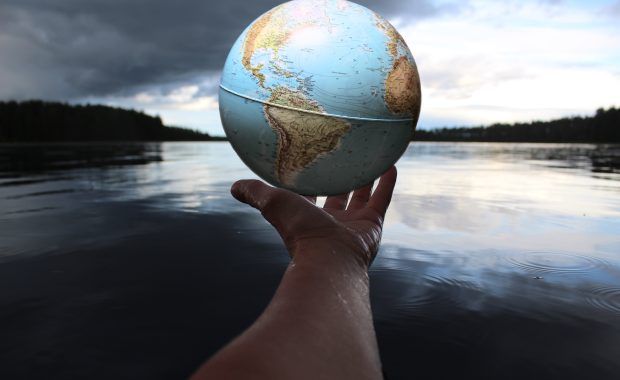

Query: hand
[[230, 166, 397, 269]]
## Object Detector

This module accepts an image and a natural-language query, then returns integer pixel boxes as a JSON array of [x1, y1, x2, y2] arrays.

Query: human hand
[[230, 166, 397, 269]]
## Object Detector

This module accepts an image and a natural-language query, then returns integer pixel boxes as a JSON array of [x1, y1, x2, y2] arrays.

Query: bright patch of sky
[[403, 0, 620, 128]]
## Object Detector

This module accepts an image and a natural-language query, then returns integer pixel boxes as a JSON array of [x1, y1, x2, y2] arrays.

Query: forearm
[[192, 241, 383, 380]]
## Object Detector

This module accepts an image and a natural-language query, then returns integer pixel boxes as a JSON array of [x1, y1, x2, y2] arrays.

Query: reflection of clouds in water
[[102, 143, 257, 213], [381, 143, 620, 258], [2, 142, 620, 266], [404, 143, 620, 174], [397, 145, 620, 219], [388, 194, 511, 232], [384, 196, 620, 256]]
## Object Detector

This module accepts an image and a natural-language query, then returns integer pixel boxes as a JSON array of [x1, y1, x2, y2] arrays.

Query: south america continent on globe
[[219, 0, 421, 195]]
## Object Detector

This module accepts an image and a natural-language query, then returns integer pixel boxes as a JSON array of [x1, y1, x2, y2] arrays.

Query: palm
[[321, 208, 383, 260], [231, 167, 397, 266]]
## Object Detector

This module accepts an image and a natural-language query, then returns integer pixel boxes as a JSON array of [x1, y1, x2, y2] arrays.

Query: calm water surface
[[1, 142, 619, 379]]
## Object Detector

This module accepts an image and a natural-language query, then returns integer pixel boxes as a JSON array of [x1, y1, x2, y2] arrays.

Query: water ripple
[[505, 251, 609, 276], [396, 274, 481, 317], [586, 285, 620, 315]]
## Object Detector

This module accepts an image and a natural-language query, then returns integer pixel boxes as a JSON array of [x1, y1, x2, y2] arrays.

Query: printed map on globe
[[219, 0, 421, 195]]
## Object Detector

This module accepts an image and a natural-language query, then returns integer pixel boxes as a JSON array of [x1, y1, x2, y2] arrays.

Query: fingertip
[[230, 179, 263, 202], [380, 165, 398, 192], [230, 180, 246, 201], [379, 166, 398, 189], [230, 181, 240, 195], [368, 165, 398, 217], [348, 182, 373, 210], [385, 165, 397, 180]]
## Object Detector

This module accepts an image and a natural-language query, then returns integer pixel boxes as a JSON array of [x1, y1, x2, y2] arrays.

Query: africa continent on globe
[[219, 0, 421, 195]]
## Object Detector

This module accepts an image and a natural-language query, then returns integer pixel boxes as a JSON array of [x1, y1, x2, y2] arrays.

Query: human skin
[[191, 166, 397, 380]]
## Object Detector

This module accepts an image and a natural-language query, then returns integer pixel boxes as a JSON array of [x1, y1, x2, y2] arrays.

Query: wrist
[[290, 238, 370, 274]]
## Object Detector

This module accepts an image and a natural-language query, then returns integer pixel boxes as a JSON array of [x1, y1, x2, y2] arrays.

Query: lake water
[[1, 142, 619, 379]]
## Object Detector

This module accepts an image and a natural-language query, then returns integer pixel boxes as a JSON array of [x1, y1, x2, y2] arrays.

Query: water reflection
[[0, 142, 619, 379], [0, 142, 162, 173], [587, 285, 620, 315], [409, 142, 620, 175]]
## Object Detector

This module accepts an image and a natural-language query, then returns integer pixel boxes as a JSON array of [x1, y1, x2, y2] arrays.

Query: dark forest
[[0, 101, 219, 142], [1, 101, 618, 143], [414, 107, 620, 143]]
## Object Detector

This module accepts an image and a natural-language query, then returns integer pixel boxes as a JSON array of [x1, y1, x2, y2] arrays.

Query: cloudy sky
[[1, 0, 619, 135]]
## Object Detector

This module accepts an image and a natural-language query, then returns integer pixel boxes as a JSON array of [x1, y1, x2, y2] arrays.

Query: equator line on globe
[[219, 0, 421, 195]]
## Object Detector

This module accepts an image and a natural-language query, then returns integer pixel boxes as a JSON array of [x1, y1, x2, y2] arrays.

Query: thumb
[[231, 179, 319, 239], [231, 179, 277, 211], [231, 179, 299, 232]]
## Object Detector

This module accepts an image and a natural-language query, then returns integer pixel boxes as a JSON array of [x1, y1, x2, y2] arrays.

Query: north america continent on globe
[[219, 0, 421, 195]]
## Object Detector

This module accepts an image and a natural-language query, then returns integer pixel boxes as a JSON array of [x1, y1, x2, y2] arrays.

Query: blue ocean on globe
[[219, 0, 421, 195]]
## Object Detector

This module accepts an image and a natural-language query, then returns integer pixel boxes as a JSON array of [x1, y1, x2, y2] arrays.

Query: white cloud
[[81, 73, 224, 135], [134, 92, 155, 104], [131, 83, 219, 110], [398, 0, 620, 127], [166, 85, 200, 103]]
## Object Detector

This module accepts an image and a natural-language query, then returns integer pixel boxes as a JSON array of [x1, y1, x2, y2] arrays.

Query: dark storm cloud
[[0, 0, 451, 100]]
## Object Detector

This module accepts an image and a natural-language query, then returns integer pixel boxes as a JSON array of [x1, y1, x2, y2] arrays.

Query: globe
[[219, 0, 421, 195]]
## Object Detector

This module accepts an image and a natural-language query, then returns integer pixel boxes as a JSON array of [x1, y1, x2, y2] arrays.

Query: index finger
[[367, 166, 397, 217]]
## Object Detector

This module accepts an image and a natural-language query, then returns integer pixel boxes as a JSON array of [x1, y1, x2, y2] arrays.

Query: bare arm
[[191, 167, 397, 380]]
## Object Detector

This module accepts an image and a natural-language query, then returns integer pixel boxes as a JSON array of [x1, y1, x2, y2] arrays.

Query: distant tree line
[[414, 107, 620, 143], [2, 100, 618, 143], [0, 100, 223, 142]]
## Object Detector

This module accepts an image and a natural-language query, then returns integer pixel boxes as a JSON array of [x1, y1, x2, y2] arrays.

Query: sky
[[0, 0, 619, 136]]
